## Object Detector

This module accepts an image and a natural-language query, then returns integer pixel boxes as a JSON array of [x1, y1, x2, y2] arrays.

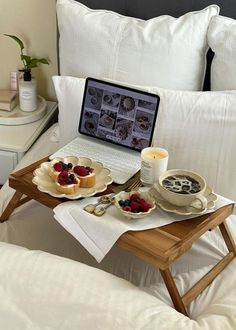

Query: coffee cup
[[141, 147, 169, 186], [156, 169, 208, 209]]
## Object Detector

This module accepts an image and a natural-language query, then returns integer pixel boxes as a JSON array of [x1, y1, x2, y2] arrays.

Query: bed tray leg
[[0, 191, 23, 222]]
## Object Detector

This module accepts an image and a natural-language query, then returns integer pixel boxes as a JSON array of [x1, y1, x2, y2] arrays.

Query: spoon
[[83, 195, 112, 214], [93, 198, 115, 217]]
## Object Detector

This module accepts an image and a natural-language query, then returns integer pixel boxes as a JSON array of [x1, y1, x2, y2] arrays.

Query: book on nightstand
[[0, 90, 18, 111]]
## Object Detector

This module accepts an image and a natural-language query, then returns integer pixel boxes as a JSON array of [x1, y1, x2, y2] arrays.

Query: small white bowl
[[114, 190, 156, 219]]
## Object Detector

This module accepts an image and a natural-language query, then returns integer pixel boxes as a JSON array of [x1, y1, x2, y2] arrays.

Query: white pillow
[[52, 75, 85, 146], [208, 15, 236, 90], [57, 0, 219, 91], [151, 88, 236, 202], [53, 75, 236, 202]]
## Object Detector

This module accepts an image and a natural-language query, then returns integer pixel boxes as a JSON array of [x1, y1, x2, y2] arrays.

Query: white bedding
[[0, 241, 236, 329], [0, 124, 236, 328]]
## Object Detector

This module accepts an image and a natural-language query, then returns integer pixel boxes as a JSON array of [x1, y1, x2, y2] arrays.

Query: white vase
[[19, 78, 37, 112]]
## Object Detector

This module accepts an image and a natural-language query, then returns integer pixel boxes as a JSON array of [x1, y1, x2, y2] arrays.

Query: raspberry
[[73, 165, 88, 176], [58, 171, 69, 181], [130, 193, 140, 201], [58, 179, 66, 185], [123, 206, 132, 212], [130, 201, 140, 212], [53, 162, 63, 172], [139, 198, 146, 204], [140, 202, 151, 212]]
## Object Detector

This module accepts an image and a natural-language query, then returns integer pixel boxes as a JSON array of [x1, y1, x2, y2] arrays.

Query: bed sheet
[[0, 123, 235, 289], [0, 241, 236, 329]]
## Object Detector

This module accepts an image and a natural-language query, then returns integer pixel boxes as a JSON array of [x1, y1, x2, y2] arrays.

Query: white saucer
[[149, 186, 218, 215]]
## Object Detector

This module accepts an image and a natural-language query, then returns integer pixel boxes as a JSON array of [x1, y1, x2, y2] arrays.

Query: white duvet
[[0, 124, 236, 328], [0, 241, 236, 329]]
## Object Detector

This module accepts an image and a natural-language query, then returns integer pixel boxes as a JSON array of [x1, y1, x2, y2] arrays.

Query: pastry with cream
[[73, 165, 95, 188], [55, 171, 80, 194], [49, 161, 73, 180]]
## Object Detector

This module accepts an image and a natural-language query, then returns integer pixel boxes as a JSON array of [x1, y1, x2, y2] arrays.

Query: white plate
[[149, 186, 217, 215], [0, 96, 47, 125], [32, 156, 113, 199]]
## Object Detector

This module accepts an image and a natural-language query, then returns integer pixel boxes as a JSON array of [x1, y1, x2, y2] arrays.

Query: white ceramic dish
[[0, 96, 47, 125], [149, 185, 217, 215], [114, 190, 156, 219], [32, 156, 113, 199]]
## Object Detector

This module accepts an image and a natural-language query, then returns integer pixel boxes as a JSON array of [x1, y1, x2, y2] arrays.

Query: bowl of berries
[[114, 191, 156, 219]]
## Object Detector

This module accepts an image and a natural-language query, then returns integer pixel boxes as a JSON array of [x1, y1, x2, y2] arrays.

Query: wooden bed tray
[[1, 157, 235, 316]]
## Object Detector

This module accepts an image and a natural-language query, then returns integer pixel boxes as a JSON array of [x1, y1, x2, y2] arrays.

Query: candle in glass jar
[[141, 147, 169, 186]]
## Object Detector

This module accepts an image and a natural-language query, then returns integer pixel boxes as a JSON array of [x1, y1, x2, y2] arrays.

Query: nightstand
[[0, 101, 57, 184]]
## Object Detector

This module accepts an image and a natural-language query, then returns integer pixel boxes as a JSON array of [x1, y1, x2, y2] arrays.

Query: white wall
[[0, 0, 58, 101]]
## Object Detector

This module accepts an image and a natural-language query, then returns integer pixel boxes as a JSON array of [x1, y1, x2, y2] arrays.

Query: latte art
[[162, 175, 201, 194]]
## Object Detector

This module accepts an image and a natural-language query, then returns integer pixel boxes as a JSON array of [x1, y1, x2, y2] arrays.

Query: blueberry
[[69, 173, 75, 180], [119, 200, 125, 206], [67, 163, 73, 169], [62, 163, 67, 170], [124, 199, 130, 206]]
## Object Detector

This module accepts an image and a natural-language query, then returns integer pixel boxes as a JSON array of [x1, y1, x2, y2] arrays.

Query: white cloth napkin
[[53, 195, 234, 262]]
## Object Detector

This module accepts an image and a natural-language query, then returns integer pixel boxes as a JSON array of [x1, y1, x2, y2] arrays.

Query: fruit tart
[[49, 161, 73, 181], [73, 165, 95, 188], [55, 171, 80, 195]]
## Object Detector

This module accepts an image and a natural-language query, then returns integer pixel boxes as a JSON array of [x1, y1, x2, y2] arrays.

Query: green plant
[[4, 34, 49, 80]]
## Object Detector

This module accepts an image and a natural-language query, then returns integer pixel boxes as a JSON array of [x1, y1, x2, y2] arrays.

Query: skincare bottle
[[10, 71, 18, 91], [18, 69, 37, 112]]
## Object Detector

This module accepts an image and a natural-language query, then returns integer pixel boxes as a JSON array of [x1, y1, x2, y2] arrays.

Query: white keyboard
[[50, 136, 141, 184]]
